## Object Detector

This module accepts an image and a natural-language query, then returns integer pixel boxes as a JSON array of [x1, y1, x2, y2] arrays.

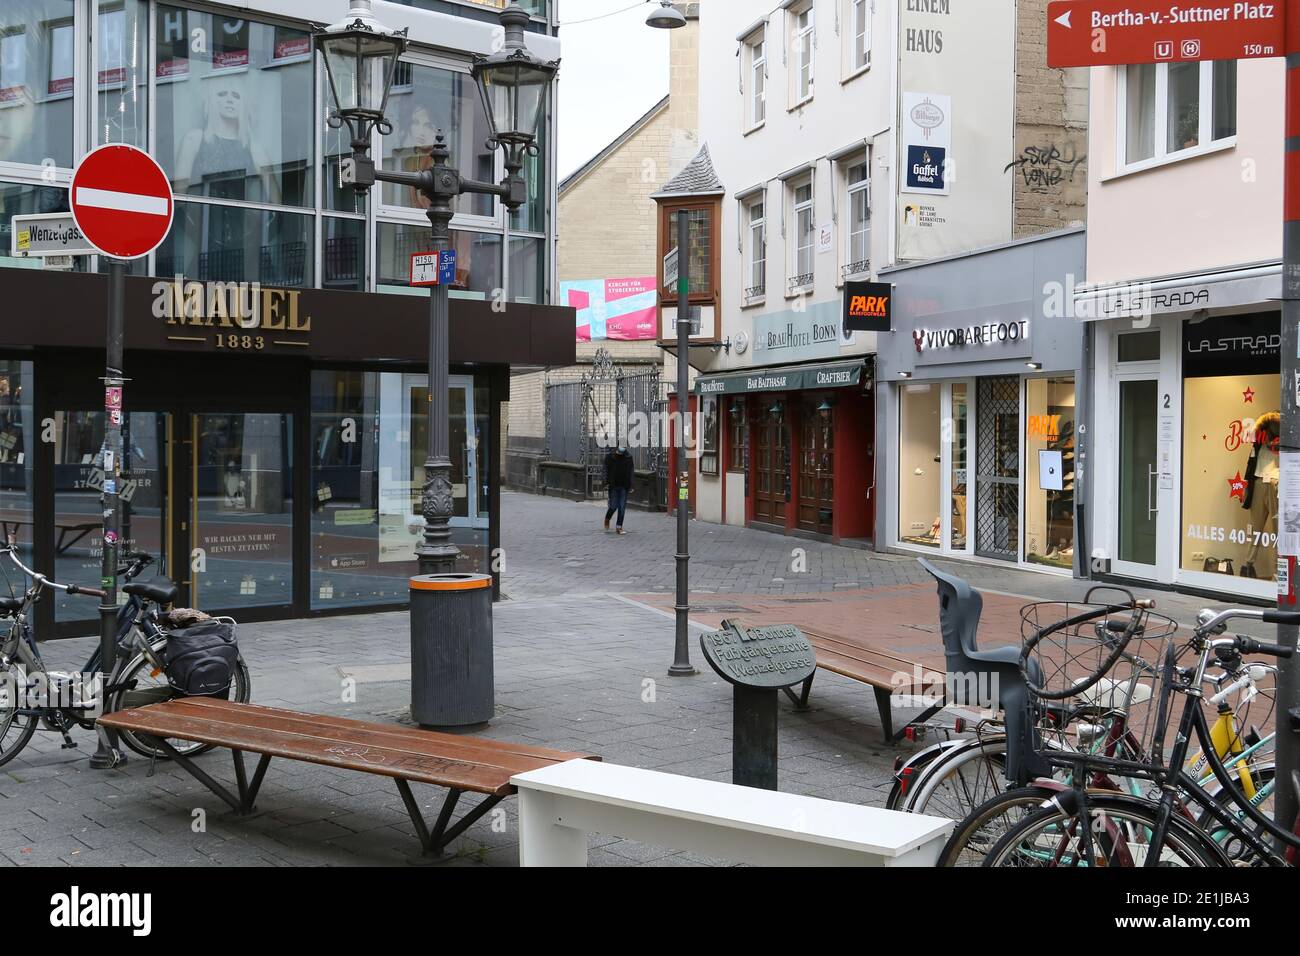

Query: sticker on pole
[[410, 250, 457, 286], [69, 144, 174, 261]]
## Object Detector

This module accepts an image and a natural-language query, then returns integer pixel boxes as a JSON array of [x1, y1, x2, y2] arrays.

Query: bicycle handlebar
[[0, 546, 105, 599]]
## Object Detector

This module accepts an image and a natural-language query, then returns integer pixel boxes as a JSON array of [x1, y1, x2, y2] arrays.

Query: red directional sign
[[1047, 0, 1288, 67], [69, 144, 174, 260]]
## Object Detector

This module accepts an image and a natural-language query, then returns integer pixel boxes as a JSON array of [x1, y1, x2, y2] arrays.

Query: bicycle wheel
[[885, 740, 966, 811], [983, 793, 1228, 867], [109, 649, 251, 760], [903, 734, 1009, 820], [0, 663, 37, 768], [938, 786, 1057, 867], [1195, 764, 1278, 864]]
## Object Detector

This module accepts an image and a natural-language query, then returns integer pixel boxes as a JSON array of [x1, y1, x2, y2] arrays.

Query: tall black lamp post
[[315, 0, 557, 573]]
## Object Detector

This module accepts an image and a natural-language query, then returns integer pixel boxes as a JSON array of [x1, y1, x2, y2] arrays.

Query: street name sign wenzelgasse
[[700, 620, 817, 690], [10, 213, 95, 257]]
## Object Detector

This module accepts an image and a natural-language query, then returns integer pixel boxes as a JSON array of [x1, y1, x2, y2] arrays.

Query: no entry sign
[[1047, 0, 1288, 67], [69, 144, 174, 260]]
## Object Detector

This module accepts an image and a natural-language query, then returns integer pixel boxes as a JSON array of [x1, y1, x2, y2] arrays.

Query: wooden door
[[753, 403, 787, 524], [797, 400, 834, 534]]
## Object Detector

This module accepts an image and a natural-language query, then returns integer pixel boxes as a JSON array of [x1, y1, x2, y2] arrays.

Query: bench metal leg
[[782, 673, 815, 711], [159, 741, 272, 816], [873, 686, 895, 743], [881, 695, 949, 745], [395, 779, 505, 856]]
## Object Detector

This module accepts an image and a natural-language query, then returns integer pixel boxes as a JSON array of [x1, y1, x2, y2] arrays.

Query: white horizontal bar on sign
[[75, 187, 169, 217]]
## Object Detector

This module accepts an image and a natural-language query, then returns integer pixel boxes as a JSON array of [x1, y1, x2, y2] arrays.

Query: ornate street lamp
[[315, 0, 409, 158], [315, 1, 557, 574]]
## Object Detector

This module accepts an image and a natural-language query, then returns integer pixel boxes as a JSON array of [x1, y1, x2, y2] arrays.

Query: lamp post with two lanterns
[[314, 0, 557, 575]]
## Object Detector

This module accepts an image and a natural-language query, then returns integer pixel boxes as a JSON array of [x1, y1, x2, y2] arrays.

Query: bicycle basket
[[1020, 599, 1181, 778]]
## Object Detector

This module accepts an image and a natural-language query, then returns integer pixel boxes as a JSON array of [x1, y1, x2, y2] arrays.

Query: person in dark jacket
[[604, 446, 634, 533]]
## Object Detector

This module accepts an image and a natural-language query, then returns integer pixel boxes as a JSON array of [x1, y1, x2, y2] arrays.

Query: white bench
[[511, 760, 953, 867]]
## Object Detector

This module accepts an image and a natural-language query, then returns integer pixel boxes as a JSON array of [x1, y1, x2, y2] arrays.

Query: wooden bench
[[511, 759, 953, 867], [97, 698, 598, 856], [786, 627, 946, 743]]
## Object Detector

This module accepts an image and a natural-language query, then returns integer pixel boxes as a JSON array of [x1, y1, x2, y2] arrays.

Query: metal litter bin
[[409, 573, 494, 727]]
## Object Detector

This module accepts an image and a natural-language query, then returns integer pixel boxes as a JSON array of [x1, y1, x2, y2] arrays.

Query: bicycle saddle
[[918, 558, 1050, 786], [123, 578, 179, 606], [0, 596, 23, 614]]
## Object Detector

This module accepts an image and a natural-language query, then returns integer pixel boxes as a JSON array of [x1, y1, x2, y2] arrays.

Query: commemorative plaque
[[700, 620, 818, 791]]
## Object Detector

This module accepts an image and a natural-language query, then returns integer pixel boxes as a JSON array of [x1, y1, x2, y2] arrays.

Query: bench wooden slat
[[98, 700, 595, 795], [172, 697, 586, 764]]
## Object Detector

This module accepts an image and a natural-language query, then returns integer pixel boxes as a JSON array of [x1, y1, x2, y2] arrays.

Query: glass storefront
[[0, 361, 34, 572], [1024, 377, 1076, 569], [1181, 314, 1280, 583], [309, 370, 489, 611], [898, 383, 941, 547]]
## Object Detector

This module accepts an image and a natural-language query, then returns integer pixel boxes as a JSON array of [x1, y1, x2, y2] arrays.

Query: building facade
[[0, 0, 571, 635], [1075, 54, 1280, 602], [663, 0, 1085, 548]]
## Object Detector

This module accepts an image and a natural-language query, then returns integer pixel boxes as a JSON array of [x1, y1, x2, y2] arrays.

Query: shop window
[[154, 203, 314, 286], [0, 180, 88, 272], [155, 4, 314, 207], [1024, 377, 1076, 569], [508, 235, 544, 304], [1117, 330, 1160, 362], [0, 360, 34, 570], [97, 2, 148, 148], [0, 1, 76, 169], [699, 395, 719, 476], [898, 383, 941, 548], [1120, 59, 1236, 169], [380, 62, 496, 219], [309, 370, 489, 610], [951, 383, 968, 550], [728, 399, 749, 472], [51, 410, 170, 625], [323, 216, 365, 291], [1181, 314, 1280, 583], [377, 222, 502, 297], [974, 376, 1020, 561]]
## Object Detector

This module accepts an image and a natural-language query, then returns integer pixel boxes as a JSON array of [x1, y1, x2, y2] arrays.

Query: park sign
[[1046, 0, 1288, 67]]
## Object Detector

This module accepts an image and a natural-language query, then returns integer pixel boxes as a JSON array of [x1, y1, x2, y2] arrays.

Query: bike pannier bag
[[163, 619, 238, 697]]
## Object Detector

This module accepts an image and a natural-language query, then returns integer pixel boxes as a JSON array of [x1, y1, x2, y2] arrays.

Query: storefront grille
[[975, 375, 1020, 561]]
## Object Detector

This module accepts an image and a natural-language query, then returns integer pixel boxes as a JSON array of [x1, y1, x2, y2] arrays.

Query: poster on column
[[897, 0, 1014, 262]]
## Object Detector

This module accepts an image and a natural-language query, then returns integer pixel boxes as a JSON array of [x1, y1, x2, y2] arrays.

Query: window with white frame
[[791, 3, 814, 106], [791, 176, 814, 290], [745, 195, 766, 301], [745, 30, 766, 128], [1119, 60, 1236, 169], [845, 159, 870, 278], [847, 0, 870, 73]]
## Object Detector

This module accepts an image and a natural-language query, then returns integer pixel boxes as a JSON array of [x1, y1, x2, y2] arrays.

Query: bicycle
[[0, 547, 250, 768], [983, 605, 1300, 867]]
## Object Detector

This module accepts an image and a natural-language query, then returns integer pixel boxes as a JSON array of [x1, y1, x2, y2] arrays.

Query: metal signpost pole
[[669, 209, 696, 677], [1275, 0, 1300, 841], [90, 258, 126, 769]]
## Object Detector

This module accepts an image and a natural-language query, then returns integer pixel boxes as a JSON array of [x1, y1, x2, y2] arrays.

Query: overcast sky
[[555, 1, 670, 179]]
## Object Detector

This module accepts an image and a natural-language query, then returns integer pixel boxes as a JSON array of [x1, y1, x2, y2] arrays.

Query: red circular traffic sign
[[69, 144, 174, 261]]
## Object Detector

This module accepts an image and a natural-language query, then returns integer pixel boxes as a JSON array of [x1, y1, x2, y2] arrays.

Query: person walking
[[603, 445, 634, 534]]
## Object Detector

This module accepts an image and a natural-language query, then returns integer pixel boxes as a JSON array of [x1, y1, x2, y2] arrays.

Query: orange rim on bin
[[409, 575, 492, 592]]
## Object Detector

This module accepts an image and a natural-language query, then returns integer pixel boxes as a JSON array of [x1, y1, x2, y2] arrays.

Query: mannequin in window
[[176, 81, 278, 204], [1242, 410, 1280, 578]]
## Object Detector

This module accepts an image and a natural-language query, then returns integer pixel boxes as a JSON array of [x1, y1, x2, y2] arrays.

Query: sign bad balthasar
[[1046, 0, 1287, 68]]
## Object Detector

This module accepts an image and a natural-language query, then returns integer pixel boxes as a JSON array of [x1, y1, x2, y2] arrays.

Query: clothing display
[[1242, 410, 1280, 577]]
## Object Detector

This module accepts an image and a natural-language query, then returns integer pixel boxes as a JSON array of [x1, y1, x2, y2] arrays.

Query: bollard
[[409, 573, 494, 727]]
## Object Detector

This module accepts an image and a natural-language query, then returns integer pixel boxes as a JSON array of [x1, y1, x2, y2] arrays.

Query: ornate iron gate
[[544, 348, 664, 498], [975, 376, 1020, 561]]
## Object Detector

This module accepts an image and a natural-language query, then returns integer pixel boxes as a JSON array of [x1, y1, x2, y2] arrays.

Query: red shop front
[[669, 360, 875, 544]]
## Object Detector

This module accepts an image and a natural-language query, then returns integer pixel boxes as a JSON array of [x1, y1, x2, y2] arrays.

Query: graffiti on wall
[[1004, 142, 1086, 192]]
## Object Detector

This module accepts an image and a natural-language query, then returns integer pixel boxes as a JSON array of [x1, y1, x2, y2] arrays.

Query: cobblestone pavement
[[0, 491, 1262, 867]]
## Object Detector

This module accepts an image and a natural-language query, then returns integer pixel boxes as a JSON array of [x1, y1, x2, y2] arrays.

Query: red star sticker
[[1243, 387, 1256, 404], [1228, 471, 1248, 501]]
